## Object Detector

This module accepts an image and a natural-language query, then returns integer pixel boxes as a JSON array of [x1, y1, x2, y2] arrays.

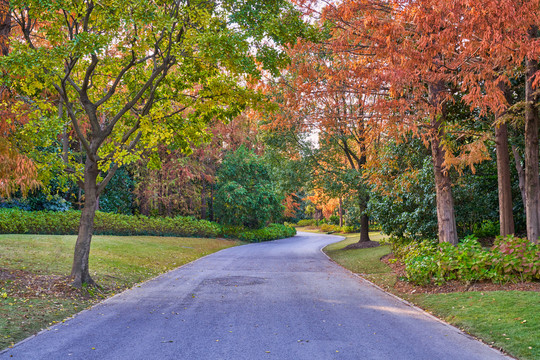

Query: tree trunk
[[429, 81, 458, 245], [201, 180, 207, 220], [0, 0, 10, 57], [70, 158, 99, 287], [209, 184, 214, 221], [495, 123, 514, 236], [359, 213, 370, 242], [430, 117, 458, 245], [512, 145, 527, 208], [524, 54, 540, 243], [338, 197, 343, 227]]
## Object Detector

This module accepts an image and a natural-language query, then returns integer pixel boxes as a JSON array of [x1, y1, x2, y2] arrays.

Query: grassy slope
[[0, 234, 239, 349], [323, 232, 539, 360]]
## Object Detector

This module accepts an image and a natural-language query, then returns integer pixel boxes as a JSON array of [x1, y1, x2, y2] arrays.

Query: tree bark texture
[[359, 213, 370, 243], [429, 82, 458, 245], [524, 55, 540, 243], [70, 158, 100, 287], [512, 145, 527, 209], [430, 124, 458, 245], [495, 123, 515, 236], [0, 0, 10, 57]]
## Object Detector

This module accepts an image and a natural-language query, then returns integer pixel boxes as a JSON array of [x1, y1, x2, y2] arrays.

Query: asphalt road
[[1, 232, 509, 360]]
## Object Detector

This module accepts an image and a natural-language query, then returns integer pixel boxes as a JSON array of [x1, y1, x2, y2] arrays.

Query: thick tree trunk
[[429, 81, 458, 245], [430, 117, 458, 245], [524, 54, 540, 243], [0, 0, 10, 57], [70, 158, 100, 287], [495, 123, 515, 236], [359, 213, 370, 242]]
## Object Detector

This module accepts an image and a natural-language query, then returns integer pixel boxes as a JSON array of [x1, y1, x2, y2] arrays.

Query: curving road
[[1, 232, 509, 360]]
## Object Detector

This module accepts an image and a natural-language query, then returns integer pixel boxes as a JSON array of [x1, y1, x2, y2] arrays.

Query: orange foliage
[[283, 193, 301, 218], [292, 0, 540, 170], [0, 3, 40, 197], [307, 188, 339, 220]]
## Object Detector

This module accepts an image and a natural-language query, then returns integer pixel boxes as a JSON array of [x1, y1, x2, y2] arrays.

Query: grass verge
[[323, 233, 540, 360], [0, 234, 239, 350]]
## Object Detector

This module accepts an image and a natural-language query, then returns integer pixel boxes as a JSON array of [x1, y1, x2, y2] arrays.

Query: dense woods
[[0, 0, 539, 287]]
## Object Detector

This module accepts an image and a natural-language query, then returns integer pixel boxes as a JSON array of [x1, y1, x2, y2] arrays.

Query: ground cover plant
[[323, 233, 540, 360], [0, 234, 240, 350], [393, 235, 540, 285]]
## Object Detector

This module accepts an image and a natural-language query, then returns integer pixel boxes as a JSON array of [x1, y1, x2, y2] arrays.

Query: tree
[[0, 0, 39, 198], [443, 0, 540, 242], [3, 0, 306, 286], [267, 33, 377, 242], [133, 113, 261, 218], [214, 146, 283, 229], [0, 0, 8, 57]]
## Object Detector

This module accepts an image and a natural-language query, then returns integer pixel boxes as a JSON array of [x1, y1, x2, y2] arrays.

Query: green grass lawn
[[0, 234, 239, 350], [324, 233, 540, 360]]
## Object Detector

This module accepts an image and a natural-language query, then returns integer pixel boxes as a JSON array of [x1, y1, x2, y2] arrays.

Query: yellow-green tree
[[2, 0, 305, 286]]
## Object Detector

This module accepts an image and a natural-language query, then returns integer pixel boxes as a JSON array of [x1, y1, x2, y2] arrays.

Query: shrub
[[320, 223, 340, 233], [297, 219, 316, 227], [395, 235, 540, 285], [490, 235, 540, 282], [340, 226, 356, 233], [223, 223, 296, 243], [328, 215, 340, 225], [0, 210, 297, 243], [472, 220, 499, 238], [0, 209, 221, 238]]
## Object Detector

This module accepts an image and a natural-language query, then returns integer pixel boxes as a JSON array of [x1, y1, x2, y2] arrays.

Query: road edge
[[317, 234, 514, 360], [0, 242, 244, 355]]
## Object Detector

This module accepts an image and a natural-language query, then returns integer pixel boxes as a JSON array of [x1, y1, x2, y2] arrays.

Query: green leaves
[[397, 235, 540, 285], [214, 146, 284, 229], [3, 0, 306, 194]]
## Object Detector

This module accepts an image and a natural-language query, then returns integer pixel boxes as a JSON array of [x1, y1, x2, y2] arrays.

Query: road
[[1, 232, 509, 359]]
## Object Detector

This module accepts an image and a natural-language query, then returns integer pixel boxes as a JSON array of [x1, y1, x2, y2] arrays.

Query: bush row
[[221, 223, 296, 242], [0, 209, 296, 242], [393, 235, 540, 285], [294, 219, 356, 234], [0, 209, 222, 238], [236, 224, 296, 242]]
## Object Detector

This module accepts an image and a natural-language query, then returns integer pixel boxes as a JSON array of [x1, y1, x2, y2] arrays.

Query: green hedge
[[221, 223, 296, 242], [0, 209, 220, 238], [0, 209, 296, 242]]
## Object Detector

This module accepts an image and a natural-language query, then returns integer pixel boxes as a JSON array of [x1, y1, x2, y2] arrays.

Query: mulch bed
[[343, 241, 381, 250], [380, 254, 540, 294], [0, 268, 90, 299]]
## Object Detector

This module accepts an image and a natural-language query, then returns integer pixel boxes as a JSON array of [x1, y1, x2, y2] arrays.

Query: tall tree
[[0, 0, 39, 197], [3, 0, 306, 286], [452, 0, 540, 242], [268, 35, 378, 242]]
